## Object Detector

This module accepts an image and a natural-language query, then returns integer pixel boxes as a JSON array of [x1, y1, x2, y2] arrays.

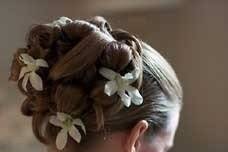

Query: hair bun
[[62, 20, 99, 41], [99, 41, 133, 72], [54, 84, 89, 115], [27, 25, 60, 50], [49, 29, 115, 81], [21, 97, 35, 116], [89, 16, 112, 34]]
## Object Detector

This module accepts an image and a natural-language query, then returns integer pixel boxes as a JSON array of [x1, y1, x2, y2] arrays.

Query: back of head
[[9, 16, 183, 152]]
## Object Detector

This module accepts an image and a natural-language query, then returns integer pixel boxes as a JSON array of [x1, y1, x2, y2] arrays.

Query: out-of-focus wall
[[0, 0, 227, 152], [175, 1, 228, 151]]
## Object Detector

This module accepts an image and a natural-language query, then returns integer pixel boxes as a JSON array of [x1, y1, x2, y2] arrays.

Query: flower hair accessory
[[99, 67, 143, 107], [49, 112, 86, 150], [45, 16, 72, 27], [19, 53, 48, 91]]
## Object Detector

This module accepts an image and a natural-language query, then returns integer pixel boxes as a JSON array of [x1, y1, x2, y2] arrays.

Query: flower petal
[[56, 128, 68, 150], [35, 59, 49, 67], [118, 91, 131, 107], [104, 80, 118, 96], [19, 67, 30, 80], [69, 125, 81, 143], [73, 119, 86, 134], [22, 73, 29, 91], [99, 67, 117, 80], [20, 53, 35, 65], [57, 112, 70, 122], [122, 72, 134, 80], [124, 68, 140, 84], [29, 72, 43, 91], [126, 86, 143, 105], [49, 116, 64, 128], [51, 16, 72, 27]]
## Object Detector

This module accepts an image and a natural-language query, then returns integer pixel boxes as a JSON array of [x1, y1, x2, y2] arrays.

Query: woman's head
[[9, 16, 183, 152]]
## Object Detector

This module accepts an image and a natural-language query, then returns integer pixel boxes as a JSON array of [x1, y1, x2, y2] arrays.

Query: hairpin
[[49, 112, 86, 150], [19, 53, 48, 91], [99, 67, 143, 107]]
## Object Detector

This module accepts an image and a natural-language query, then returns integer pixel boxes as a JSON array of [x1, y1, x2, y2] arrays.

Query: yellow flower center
[[63, 117, 73, 129]]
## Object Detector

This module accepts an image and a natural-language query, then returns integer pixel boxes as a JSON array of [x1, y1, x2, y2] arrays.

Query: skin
[[139, 110, 180, 152], [92, 109, 179, 152], [48, 109, 180, 152]]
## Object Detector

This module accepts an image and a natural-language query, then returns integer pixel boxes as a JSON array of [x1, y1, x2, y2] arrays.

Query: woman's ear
[[124, 120, 149, 152]]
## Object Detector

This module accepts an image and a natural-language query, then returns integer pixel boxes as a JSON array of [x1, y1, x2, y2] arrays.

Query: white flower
[[49, 112, 86, 150], [45, 16, 72, 27], [19, 53, 48, 91], [99, 67, 143, 107]]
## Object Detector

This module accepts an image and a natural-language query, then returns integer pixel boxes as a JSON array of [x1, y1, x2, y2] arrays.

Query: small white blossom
[[19, 53, 48, 91], [45, 16, 72, 27], [99, 67, 143, 107], [49, 112, 86, 150]]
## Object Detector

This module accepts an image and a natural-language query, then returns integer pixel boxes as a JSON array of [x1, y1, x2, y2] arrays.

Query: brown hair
[[9, 16, 183, 151]]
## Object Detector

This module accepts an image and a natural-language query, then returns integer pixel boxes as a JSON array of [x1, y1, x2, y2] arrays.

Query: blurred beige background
[[0, 0, 227, 152]]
